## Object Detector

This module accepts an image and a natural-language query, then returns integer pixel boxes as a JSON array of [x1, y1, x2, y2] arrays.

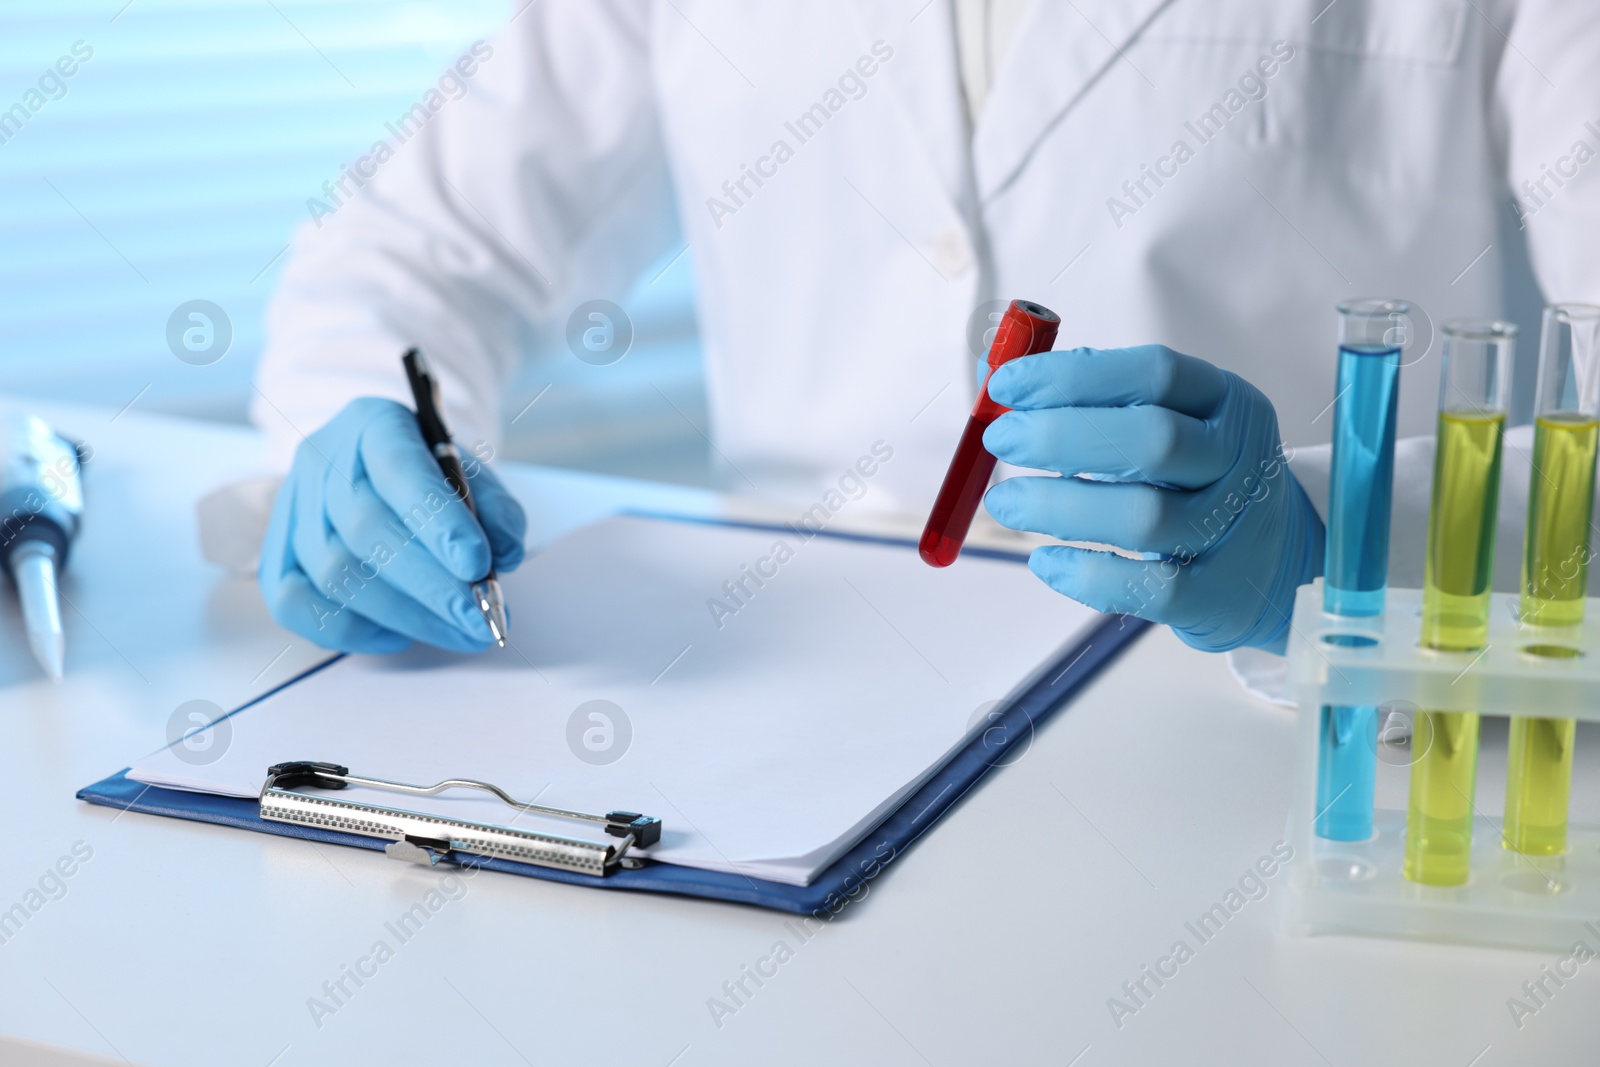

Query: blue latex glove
[[981, 345, 1324, 653], [259, 397, 527, 653]]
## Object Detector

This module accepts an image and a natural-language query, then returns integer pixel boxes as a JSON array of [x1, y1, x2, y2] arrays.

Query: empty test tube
[[1404, 320, 1515, 886], [1505, 304, 1600, 856], [1316, 299, 1404, 841]]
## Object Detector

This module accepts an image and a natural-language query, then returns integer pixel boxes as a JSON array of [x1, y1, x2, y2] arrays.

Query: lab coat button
[[930, 227, 972, 277]]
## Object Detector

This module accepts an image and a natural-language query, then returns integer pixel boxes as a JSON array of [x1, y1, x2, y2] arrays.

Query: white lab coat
[[252, 0, 1600, 635]]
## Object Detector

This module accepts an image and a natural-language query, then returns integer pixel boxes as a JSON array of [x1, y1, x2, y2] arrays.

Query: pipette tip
[[12, 541, 65, 682], [33, 634, 64, 683]]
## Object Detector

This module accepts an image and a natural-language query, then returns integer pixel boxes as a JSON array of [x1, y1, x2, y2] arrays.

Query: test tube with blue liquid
[[1315, 299, 1405, 841]]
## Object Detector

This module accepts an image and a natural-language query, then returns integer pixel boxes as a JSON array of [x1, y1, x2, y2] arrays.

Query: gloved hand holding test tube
[[975, 342, 1325, 653]]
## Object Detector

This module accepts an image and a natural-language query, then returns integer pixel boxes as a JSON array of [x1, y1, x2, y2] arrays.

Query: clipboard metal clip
[[259, 761, 661, 878]]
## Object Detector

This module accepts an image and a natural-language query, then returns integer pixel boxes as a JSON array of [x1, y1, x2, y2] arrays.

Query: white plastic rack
[[1285, 580, 1600, 951]]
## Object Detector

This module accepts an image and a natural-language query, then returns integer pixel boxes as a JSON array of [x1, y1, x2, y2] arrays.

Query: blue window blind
[[0, 0, 509, 419], [1, 0, 709, 484]]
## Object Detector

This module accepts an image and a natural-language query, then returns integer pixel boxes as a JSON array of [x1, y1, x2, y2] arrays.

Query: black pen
[[402, 348, 508, 647]]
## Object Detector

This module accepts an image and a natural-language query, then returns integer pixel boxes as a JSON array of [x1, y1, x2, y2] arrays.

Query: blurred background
[[1, 0, 711, 484]]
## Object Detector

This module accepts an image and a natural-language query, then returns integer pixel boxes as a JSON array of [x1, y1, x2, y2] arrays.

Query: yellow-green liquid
[[1404, 711, 1483, 885], [1420, 410, 1505, 650], [1504, 716, 1577, 855], [1504, 412, 1597, 855], [1520, 413, 1600, 626], [1405, 409, 1504, 886]]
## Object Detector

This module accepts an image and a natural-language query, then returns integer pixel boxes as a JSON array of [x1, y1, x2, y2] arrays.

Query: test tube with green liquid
[[1404, 320, 1515, 886], [1504, 304, 1600, 856]]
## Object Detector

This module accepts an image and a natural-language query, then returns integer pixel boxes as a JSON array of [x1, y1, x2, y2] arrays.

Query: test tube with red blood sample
[[919, 299, 1060, 567]]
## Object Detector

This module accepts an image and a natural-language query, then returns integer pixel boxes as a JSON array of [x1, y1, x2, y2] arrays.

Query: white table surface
[[0, 399, 1593, 1067]]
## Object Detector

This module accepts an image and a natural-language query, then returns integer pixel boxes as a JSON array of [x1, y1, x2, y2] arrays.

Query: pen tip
[[475, 578, 509, 649]]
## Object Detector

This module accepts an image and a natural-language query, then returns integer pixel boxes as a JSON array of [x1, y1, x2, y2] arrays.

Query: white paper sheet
[[131, 515, 1098, 885]]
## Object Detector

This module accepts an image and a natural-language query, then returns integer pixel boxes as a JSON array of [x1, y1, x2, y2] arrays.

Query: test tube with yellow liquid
[[1504, 304, 1600, 856], [1404, 320, 1516, 886]]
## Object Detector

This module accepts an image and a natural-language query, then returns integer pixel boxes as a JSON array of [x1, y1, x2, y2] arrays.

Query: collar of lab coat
[[850, 0, 1179, 209], [874, 0, 1178, 206]]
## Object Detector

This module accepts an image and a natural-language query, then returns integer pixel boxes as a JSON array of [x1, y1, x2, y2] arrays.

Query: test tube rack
[[1285, 580, 1600, 951]]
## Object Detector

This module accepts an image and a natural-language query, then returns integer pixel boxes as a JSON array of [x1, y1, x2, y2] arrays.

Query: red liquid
[[919, 415, 999, 567], [919, 299, 1060, 567]]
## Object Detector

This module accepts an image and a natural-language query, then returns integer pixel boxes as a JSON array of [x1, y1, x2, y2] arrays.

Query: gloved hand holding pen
[[258, 397, 527, 653], [981, 344, 1325, 653]]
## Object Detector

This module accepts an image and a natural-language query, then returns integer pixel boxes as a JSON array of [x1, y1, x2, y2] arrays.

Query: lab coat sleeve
[[1495, 0, 1600, 306], [251, 0, 678, 467]]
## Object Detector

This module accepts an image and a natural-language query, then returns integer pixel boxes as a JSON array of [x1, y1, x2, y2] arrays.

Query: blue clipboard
[[78, 518, 1149, 916]]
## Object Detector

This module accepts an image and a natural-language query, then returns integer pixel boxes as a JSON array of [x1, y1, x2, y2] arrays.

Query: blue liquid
[[1324, 344, 1400, 617], [1316, 344, 1397, 841], [1316, 705, 1378, 840]]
